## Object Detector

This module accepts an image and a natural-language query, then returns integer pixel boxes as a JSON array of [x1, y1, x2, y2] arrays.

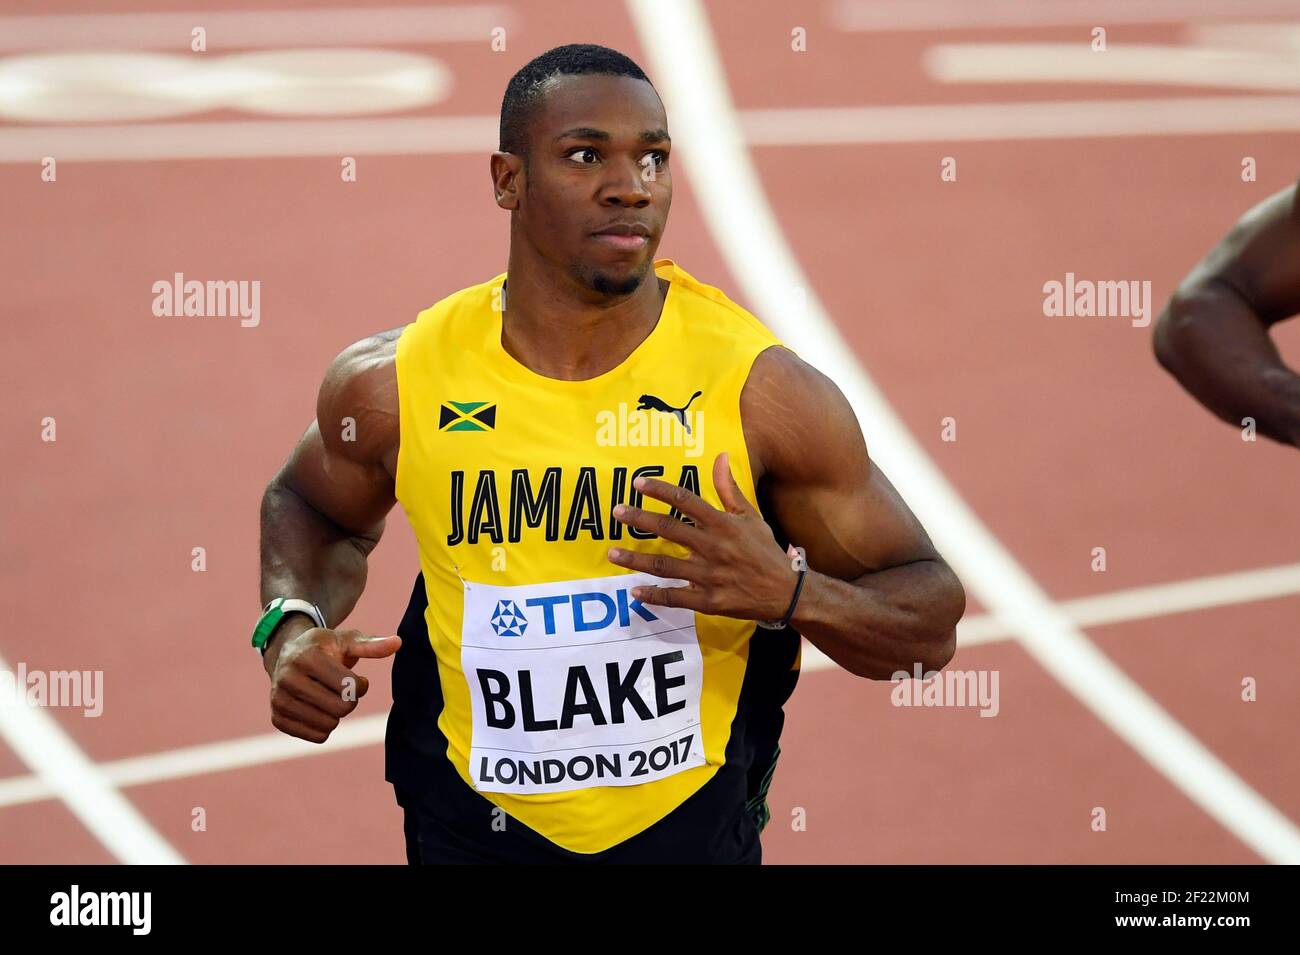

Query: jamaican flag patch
[[440, 401, 496, 432]]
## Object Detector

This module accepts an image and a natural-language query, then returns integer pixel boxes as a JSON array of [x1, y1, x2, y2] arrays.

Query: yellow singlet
[[393, 259, 794, 854]]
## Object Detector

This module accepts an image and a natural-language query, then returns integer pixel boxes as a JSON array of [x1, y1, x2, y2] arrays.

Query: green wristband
[[252, 597, 326, 654]]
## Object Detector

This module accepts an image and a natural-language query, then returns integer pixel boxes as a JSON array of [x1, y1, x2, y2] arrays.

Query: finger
[[612, 502, 706, 550], [631, 475, 719, 525], [271, 711, 329, 745], [272, 691, 340, 736], [280, 670, 358, 718], [713, 451, 758, 516], [299, 648, 363, 696], [629, 582, 709, 612], [606, 546, 700, 583], [314, 666, 368, 702], [340, 632, 402, 661]]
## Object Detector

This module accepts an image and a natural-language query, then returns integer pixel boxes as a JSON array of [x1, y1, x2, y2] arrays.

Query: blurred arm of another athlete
[[258, 328, 403, 743], [1153, 182, 1300, 447]]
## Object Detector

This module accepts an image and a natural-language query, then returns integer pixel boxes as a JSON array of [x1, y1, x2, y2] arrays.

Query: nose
[[598, 156, 652, 208]]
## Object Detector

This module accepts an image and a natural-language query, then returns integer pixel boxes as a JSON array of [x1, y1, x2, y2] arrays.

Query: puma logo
[[637, 391, 702, 433]]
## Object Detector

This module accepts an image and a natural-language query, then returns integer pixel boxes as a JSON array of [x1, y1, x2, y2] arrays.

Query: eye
[[643, 150, 668, 168], [566, 147, 600, 164]]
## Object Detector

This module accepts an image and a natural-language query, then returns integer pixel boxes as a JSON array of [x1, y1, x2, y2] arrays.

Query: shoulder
[[741, 344, 868, 486], [317, 327, 403, 467], [669, 264, 781, 345]]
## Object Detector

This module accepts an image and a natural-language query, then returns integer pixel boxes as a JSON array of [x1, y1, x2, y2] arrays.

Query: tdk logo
[[490, 599, 528, 637], [490, 588, 658, 637]]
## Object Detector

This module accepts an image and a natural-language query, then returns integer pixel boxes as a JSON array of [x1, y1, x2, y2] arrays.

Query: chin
[[589, 261, 651, 297]]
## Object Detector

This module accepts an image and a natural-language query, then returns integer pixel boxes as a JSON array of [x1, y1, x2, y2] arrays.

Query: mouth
[[590, 222, 651, 251]]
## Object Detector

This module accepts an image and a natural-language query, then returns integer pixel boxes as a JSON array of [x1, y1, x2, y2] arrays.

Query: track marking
[[0, 49, 452, 123], [924, 43, 1300, 92], [829, 0, 1300, 32], [1193, 22, 1300, 52], [802, 562, 1300, 671], [0, 6, 514, 52], [0, 714, 390, 809], [1053, 563, 1300, 631], [0, 116, 498, 162], [628, 0, 1300, 864], [6, 96, 1300, 163], [2, 562, 1297, 808], [0, 650, 184, 862], [740, 96, 1300, 146]]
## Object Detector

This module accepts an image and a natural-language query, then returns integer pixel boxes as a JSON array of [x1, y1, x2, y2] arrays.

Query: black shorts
[[394, 778, 763, 865], [386, 573, 798, 865]]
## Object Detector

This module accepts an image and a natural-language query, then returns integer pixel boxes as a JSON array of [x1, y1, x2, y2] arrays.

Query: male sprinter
[[256, 45, 964, 864], [1154, 181, 1300, 447]]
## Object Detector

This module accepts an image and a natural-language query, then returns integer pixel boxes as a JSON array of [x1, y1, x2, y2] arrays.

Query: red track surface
[[3, 0, 1299, 863]]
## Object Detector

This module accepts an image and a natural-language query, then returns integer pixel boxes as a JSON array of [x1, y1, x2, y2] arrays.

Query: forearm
[[259, 475, 378, 646], [788, 558, 963, 680], [1154, 281, 1300, 446]]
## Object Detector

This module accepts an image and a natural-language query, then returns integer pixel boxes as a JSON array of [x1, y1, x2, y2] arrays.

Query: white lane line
[[628, 0, 1300, 864], [0, 714, 389, 809], [102, 713, 393, 790], [924, 43, 1300, 92], [1192, 22, 1300, 53], [2, 562, 1297, 808], [0, 651, 185, 862], [828, 0, 1300, 32], [1061, 563, 1300, 631], [0, 6, 513, 52], [7, 96, 1300, 164], [740, 96, 1300, 146], [0, 115, 499, 162], [802, 562, 1300, 671]]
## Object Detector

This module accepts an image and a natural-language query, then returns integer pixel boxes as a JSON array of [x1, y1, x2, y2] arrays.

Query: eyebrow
[[554, 127, 671, 144]]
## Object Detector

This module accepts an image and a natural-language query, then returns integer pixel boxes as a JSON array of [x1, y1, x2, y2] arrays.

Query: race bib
[[460, 571, 706, 794]]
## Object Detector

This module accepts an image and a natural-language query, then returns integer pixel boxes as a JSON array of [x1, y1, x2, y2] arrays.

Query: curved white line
[[627, 0, 1300, 863]]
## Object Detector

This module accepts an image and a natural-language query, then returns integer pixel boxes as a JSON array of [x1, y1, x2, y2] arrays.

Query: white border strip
[[0, 651, 184, 863], [628, 0, 1300, 864], [0, 6, 513, 52]]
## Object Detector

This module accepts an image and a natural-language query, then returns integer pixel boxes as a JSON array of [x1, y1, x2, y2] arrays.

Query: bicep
[[748, 348, 936, 581], [279, 420, 394, 539], [769, 454, 937, 582]]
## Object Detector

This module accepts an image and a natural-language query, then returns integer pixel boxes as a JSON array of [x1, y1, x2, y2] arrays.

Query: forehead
[[528, 73, 666, 140]]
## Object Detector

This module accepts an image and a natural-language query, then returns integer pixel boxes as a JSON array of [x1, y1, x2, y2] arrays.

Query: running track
[[3, 0, 1299, 863]]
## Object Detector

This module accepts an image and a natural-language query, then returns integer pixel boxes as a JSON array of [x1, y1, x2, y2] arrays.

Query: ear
[[490, 151, 523, 211]]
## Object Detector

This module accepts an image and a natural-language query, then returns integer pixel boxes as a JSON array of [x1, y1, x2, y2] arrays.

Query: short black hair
[[499, 44, 654, 158]]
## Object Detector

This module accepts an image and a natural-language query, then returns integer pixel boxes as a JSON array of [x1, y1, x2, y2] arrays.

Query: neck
[[501, 243, 668, 381]]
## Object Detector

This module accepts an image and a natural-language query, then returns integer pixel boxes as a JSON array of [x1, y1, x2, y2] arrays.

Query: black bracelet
[[757, 566, 807, 630], [776, 567, 807, 628]]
